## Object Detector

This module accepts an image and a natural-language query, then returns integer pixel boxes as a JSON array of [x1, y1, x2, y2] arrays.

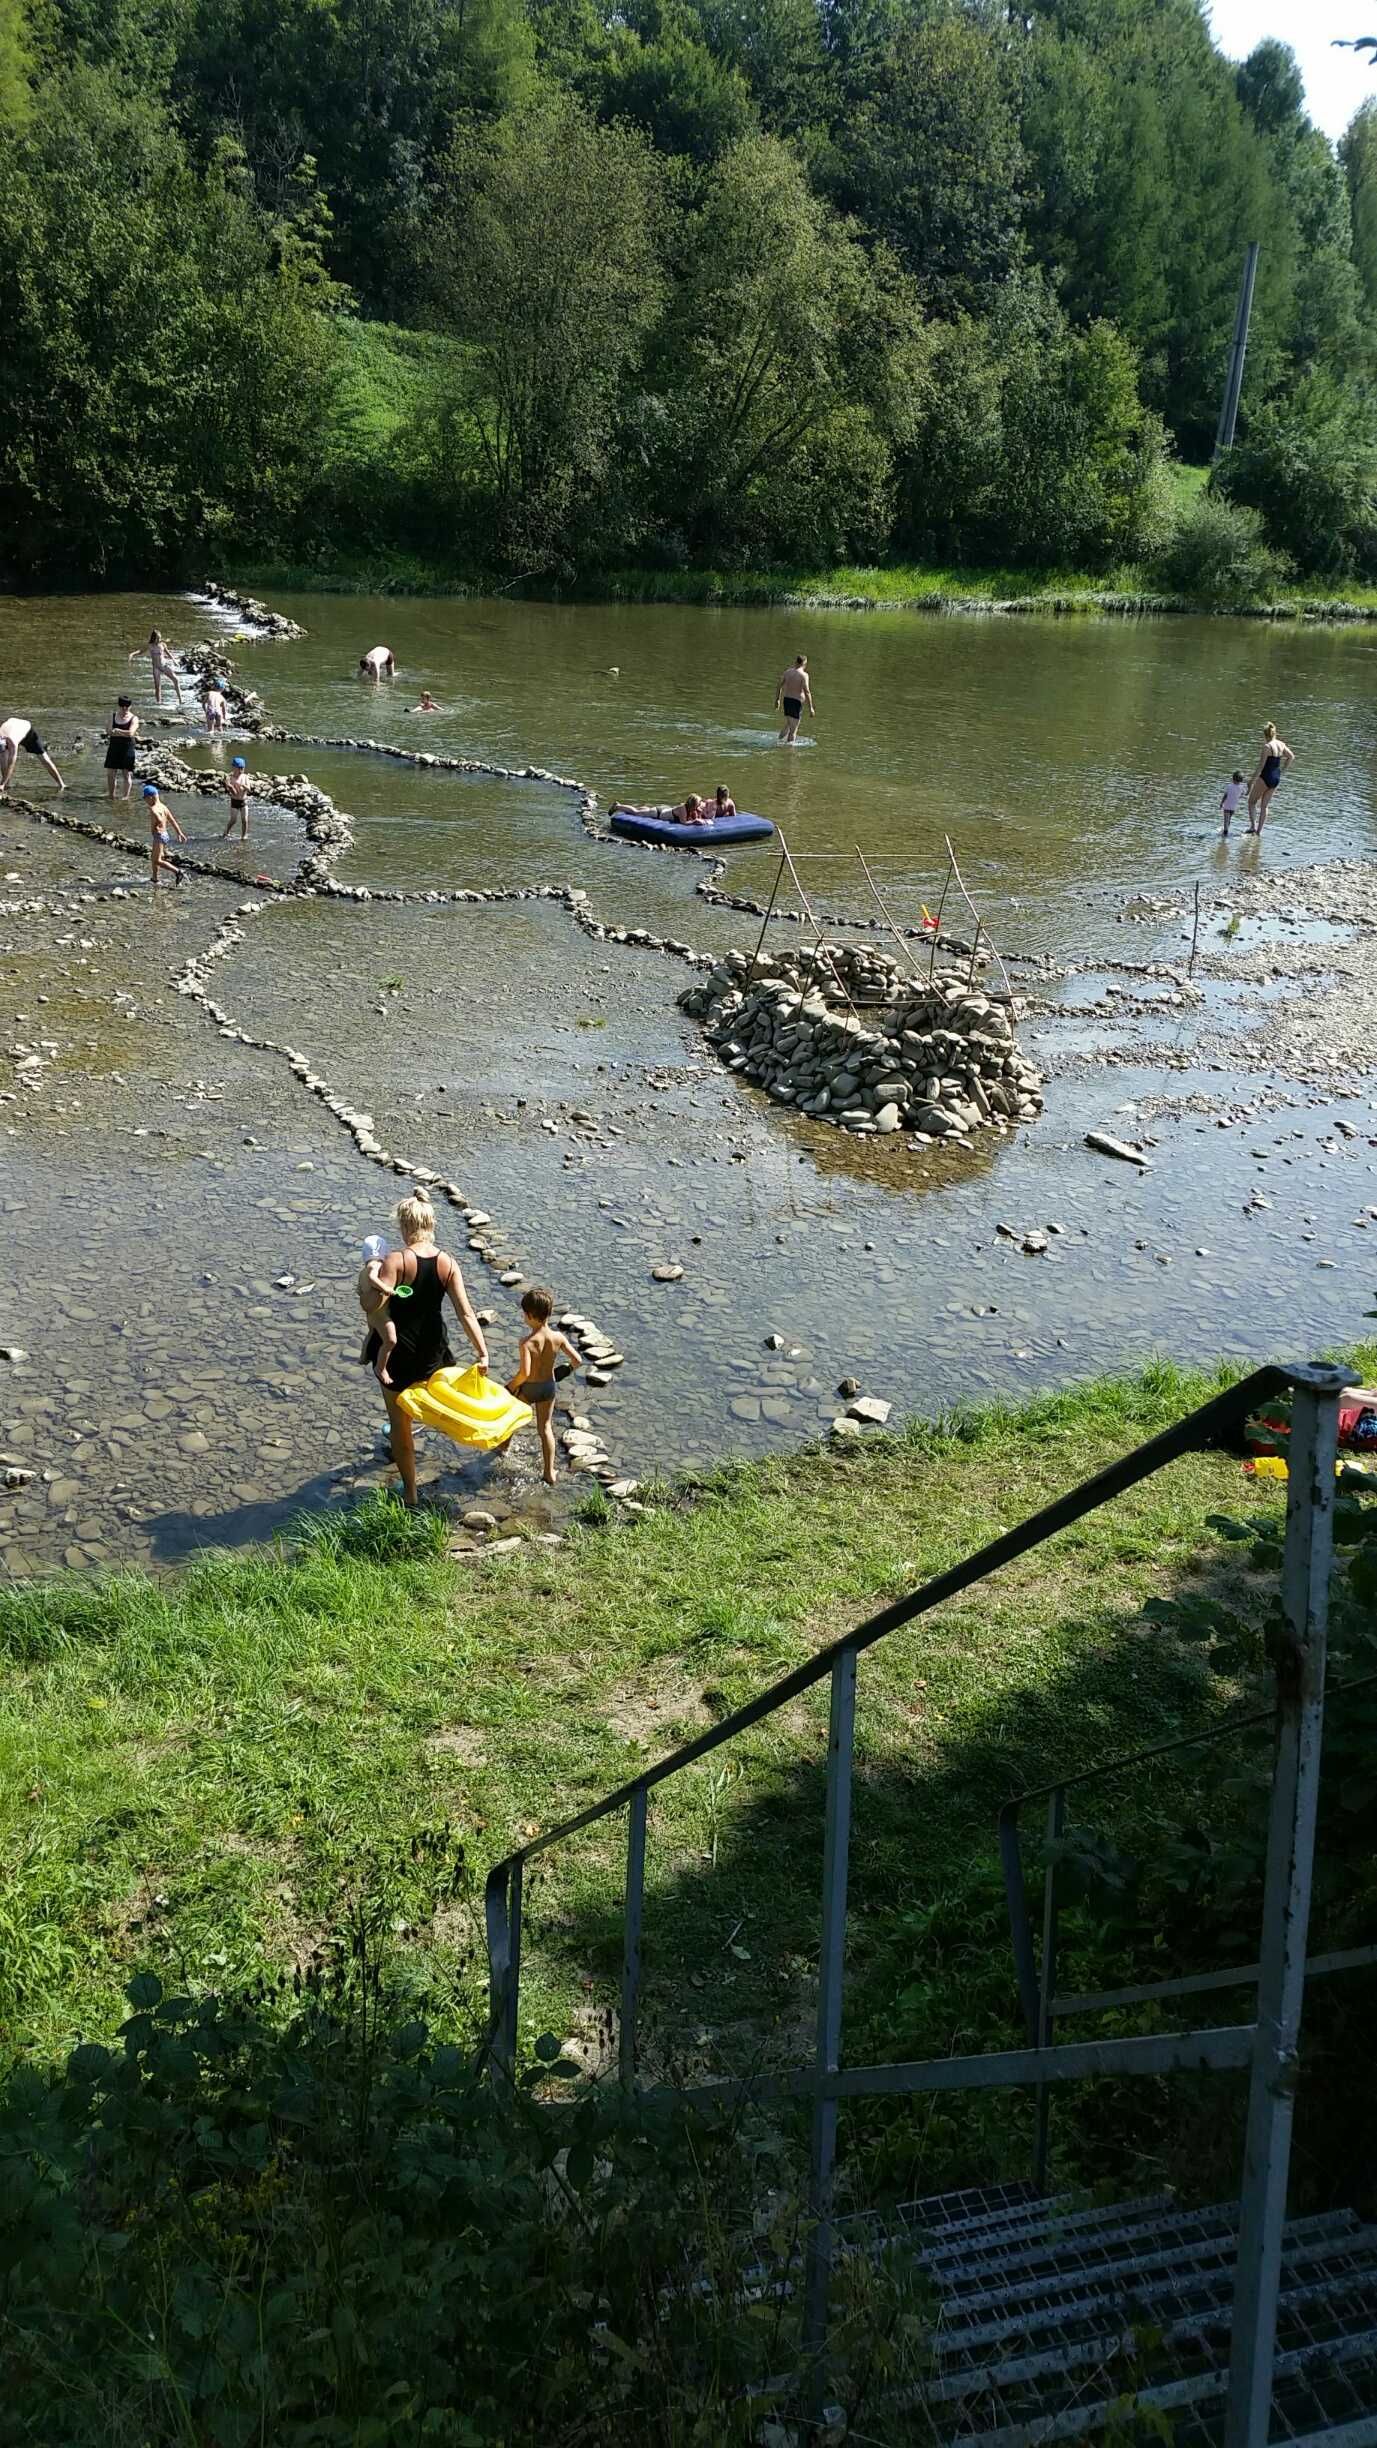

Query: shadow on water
[[137, 1469, 351, 1561]]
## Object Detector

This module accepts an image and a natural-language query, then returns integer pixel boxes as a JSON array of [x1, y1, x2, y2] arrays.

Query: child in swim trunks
[[507, 1286, 582, 1483], [143, 783, 186, 887], [1219, 770, 1246, 837], [356, 1232, 398, 1383], [224, 757, 251, 838]]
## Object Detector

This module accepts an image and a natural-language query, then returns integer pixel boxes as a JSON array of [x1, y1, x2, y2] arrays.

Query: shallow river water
[[2, 587, 1375, 1573]]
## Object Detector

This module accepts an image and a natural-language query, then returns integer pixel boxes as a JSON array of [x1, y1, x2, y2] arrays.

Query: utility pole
[[1213, 241, 1260, 462]]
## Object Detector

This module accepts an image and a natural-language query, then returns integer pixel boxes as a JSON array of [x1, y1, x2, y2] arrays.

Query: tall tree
[[427, 87, 663, 565], [1341, 98, 1377, 323]]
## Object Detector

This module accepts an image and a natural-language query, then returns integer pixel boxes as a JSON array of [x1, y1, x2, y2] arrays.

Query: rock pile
[[679, 944, 1044, 1141]]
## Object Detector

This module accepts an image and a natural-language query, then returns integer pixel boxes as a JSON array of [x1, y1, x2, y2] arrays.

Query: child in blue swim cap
[[224, 755, 251, 840]]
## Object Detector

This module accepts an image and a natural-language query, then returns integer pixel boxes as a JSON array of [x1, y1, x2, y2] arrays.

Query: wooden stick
[[856, 850, 922, 981], [1188, 878, 1202, 978], [942, 834, 1013, 998], [777, 828, 856, 1013], [744, 848, 786, 990], [927, 853, 955, 983]]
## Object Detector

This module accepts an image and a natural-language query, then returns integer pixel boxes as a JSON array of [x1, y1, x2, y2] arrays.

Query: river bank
[[220, 554, 1377, 622]]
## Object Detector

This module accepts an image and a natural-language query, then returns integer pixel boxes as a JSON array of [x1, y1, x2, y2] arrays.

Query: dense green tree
[[0, 0, 33, 124], [896, 274, 1167, 570], [1218, 373, 1377, 575], [829, 9, 1025, 314], [0, 67, 342, 579], [642, 133, 926, 561], [598, 5, 755, 161], [425, 87, 663, 566], [1341, 99, 1377, 321]]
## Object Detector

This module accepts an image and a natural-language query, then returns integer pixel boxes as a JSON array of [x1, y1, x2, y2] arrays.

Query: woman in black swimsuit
[[1247, 721, 1293, 835], [363, 1190, 489, 1508], [104, 696, 139, 801]]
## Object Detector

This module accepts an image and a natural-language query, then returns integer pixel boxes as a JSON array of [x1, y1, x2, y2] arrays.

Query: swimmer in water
[[407, 690, 440, 712], [609, 793, 713, 824], [359, 647, 396, 680]]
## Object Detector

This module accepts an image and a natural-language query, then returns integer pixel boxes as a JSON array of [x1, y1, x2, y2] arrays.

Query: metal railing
[[482, 1361, 1354, 2441], [999, 1672, 1377, 2194]]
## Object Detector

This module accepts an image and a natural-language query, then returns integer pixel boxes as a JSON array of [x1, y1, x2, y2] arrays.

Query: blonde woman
[[362, 1191, 489, 1508], [129, 629, 183, 709], [1247, 721, 1293, 835]]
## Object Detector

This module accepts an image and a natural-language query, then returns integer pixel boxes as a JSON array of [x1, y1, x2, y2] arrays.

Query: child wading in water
[[508, 1287, 581, 1483], [224, 756, 251, 838], [143, 783, 186, 887], [1219, 769, 1247, 837]]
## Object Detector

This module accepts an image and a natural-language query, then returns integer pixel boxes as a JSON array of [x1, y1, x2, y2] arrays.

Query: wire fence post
[[484, 1856, 524, 2090], [1224, 1362, 1346, 2448], [802, 1643, 858, 2420], [1033, 1785, 1065, 2191], [620, 1787, 648, 2091], [744, 848, 787, 991]]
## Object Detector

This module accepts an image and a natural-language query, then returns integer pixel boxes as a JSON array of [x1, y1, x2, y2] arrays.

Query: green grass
[[7, 1349, 1372, 2111]]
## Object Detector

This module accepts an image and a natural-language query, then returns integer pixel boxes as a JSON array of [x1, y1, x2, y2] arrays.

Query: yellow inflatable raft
[[398, 1364, 533, 1451]]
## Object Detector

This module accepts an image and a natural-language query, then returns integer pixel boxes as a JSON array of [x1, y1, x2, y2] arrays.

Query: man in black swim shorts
[[0, 716, 65, 793], [774, 652, 814, 746]]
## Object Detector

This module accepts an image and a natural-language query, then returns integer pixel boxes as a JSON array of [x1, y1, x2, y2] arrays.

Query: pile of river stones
[[679, 943, 1045, 1140]]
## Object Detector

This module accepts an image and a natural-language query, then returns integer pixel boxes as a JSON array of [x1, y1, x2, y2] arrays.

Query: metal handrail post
[[485, 1856, 523, 2088], [803, 1645, 858, 2412], [1225, 1363, 1346, 2448], [620, 1787, 648, 2090], [1033, 1787, 1065, 2190]]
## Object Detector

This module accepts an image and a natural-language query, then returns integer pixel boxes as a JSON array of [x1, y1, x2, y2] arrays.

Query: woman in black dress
[[104, 696, 139, 801], [365, 1190, 489, 1507]]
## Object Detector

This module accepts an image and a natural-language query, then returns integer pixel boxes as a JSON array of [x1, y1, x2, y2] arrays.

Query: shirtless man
[[359, 647, 396, 680], [0, 716, 65, 794], [130, 630, 183, 708], [775, 652, 813, 746]]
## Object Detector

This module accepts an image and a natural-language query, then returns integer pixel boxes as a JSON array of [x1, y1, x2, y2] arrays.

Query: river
[[2, 587, 1374, 1574]]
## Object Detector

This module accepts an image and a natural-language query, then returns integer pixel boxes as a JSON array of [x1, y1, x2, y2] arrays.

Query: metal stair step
[[923, 2204, 1362, 2299], [931, 2214, 1374, 2340], [929, 2235, 1377, 2371], [919, 2260, 1377, 2409]]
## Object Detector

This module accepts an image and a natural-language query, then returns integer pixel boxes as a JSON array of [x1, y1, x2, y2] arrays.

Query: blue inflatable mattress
[[609, 808, 774, 849]]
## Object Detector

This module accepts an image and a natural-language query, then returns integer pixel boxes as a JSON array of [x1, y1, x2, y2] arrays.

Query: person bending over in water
[[407, 690, 440, 712], [359, 647, 395, 680], [0, 716, 65, 795], [223, 756, 251, 838], [609, 792, 713, 824], [508, 1285, 582, 1485], [363, 1191, 488, 1509], [1247, 721, 1293, 835], [775, 652, 813, 745], [202, 681, 227, 733], [130, 630, 183, 708], [143, 782, 186, 887]]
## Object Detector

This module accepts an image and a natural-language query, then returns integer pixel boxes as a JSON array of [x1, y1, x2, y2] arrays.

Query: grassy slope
[[7, 1351, 1371, 2097]]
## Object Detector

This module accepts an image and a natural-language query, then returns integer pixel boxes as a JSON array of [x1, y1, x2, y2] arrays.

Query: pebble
[[652, 1263, 684, 1282], [847, 1396, 892, 1426]]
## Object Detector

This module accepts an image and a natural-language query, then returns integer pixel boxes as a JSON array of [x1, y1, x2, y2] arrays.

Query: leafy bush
[[1155, 490, 1291, 605], [1216, 374, 1377, 576]]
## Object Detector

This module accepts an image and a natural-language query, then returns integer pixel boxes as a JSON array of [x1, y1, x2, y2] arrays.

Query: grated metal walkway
[[838, 2186, 1377, 2444]]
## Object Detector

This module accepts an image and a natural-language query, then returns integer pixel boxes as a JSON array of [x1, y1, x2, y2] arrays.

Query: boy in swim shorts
[[143, 783, 186, 887], [1219, 770, 1246, 838], [203, 682, 227, 732], [507, 1286, 582, 1483], [356, 1232, 398, 1383], [223, 757, 251, 838]]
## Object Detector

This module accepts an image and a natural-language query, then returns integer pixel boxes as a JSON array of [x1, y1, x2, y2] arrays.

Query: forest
[[3, 0, 1377, 591]]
